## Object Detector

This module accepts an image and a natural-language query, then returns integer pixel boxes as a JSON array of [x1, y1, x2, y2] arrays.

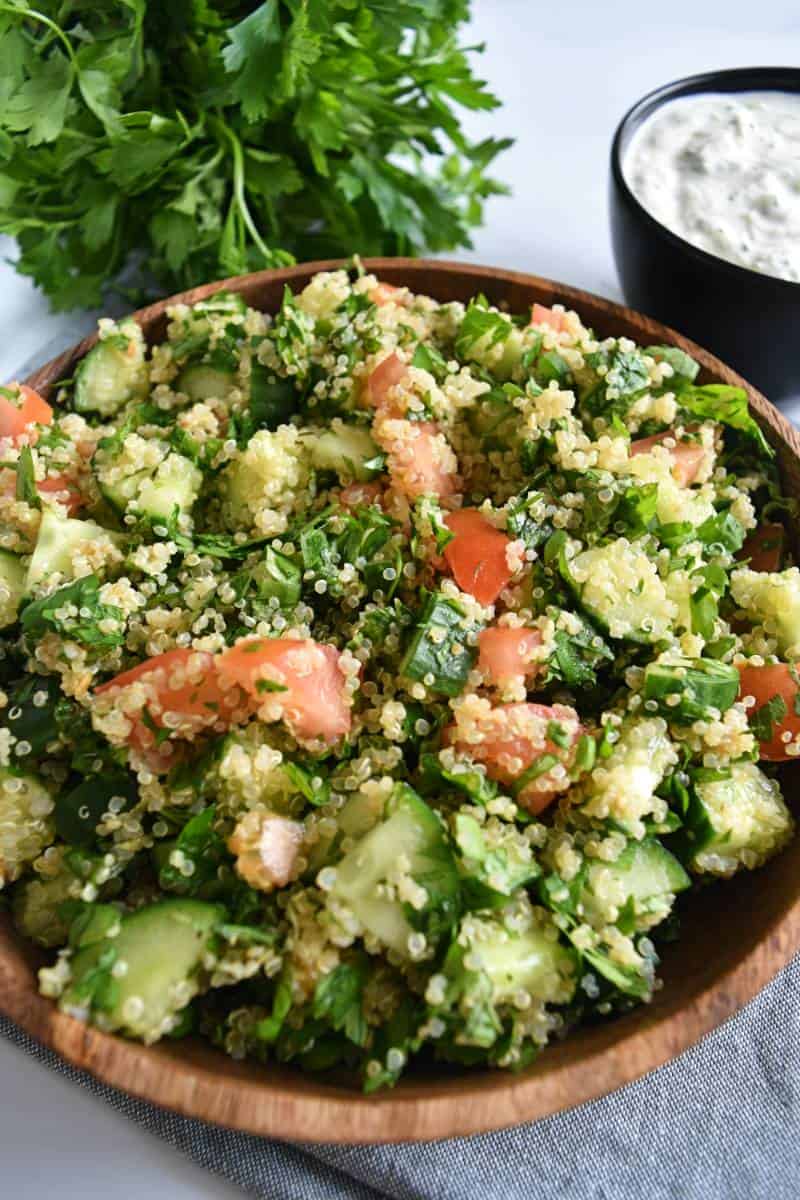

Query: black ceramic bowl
[[610, 67, 800, 404]]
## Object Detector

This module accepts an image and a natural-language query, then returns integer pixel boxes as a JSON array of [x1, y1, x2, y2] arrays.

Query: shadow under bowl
[[610, 66, 800, 404]]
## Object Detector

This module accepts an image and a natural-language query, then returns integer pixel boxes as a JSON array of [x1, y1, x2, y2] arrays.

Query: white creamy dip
[[624, 91, 800, 283]]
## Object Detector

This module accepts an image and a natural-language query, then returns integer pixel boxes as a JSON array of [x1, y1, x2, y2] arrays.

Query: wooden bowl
[[2, 258, 799, 1144]]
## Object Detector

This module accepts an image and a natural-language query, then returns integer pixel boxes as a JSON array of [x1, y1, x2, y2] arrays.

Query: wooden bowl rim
[[2, 256, 799, 1144]]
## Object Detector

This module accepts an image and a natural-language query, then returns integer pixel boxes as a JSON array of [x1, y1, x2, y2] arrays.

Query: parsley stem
[[0, 3, 78, 68], [209, 116, 272, 265]]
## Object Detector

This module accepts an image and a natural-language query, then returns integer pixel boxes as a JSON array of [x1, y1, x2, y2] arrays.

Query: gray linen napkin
[[4, 952, 800, 1200], [7, 335, 800, 1198]]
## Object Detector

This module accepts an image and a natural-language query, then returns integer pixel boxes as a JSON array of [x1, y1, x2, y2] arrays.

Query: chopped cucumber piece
[[680, 762, 794, 877], [248, 364, 296, 431], [62, 899, 223, 1042], [26, 510, 123, 590], [583, 837, 689, 931], [643, 657, 740, 723], [55, 772, 137, 847], [12, 857, 83, 947], [135, 453, 202, 522], [0, 767, 54, 887], [74, 321, 149, 417], [328, 783, 460, 957], [401, 591, 482, 697], [310, 421, 383, 483], [175, 363, 237, 402], [467, 390, 519, 449], [562, 538, 676, 643], [645, 344, 700, 383], [337, 788, 387, 839], [444, 899, 576, 1018], [475, 912, 575, 1005], [3, 675, 61, 755], [94, 435, 202, 523], [0, 550, 26, 627], [663, 568, 693, 637], [730, 566, 800, 657], [220, 427, 310, 534], [453, 812, 539, 909], [193, 290, 247, 317]]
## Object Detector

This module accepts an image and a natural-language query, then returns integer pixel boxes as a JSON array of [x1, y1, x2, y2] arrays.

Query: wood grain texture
[[2, 257, 800, 1144]]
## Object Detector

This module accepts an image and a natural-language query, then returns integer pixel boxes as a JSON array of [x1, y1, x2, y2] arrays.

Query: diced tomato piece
[[339, 481, 384, 510], [447, 700, 581, 815], [739, 523, 785, 573], [478, 625, 542, 685], [38, 474, 83, 516], [217, 636, 352, 745], [530, 303, 565, 333], [0, 385, 53, 445], [738, 662, 800, 761], [366, 352, 407, 409], [379, 419, 458, 501], [629, 429, 706, 486], [95, 648, 247, 770], [369, 282, 406, 307], [442, 509, 513, 606]]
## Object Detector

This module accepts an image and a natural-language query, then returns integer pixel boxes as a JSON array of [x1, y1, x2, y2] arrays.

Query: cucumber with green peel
[[192, 291, 248, 317], [26, 510, 124, 590], [643, 658, 740, 723], [12, 864, 83, 947], [473, 915, 576, 1005], [135, 452, 203, 522], [453, 812, 540, 910], [175, 363, 237, 402], [310, 421, 383, 483], [248, 363, 297, 431], [328, 783, 460, 957], [729, 567, 800, 657], [0, 766, 55, 886], [61, 899, 223, 1041], [0, 550, 26, 627], [336, 788, 387, 839], [94, 437, 202, 523], [583, 837, 689, 929], [442, 902, 577, 1020], [74, 321, 149, 417], [560, 537, 676, 643], [55, 772, 138, 847], [675, 762, 794, 877], [645, 344, 700, 383], [467, 390, 519, 448]]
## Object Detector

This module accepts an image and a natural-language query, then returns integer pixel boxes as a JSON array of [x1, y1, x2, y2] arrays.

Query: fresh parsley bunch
[[0, 1, 510, 310]]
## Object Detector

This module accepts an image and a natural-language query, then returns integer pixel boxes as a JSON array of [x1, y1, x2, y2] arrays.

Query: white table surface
[[1, 1, 799, 1194]]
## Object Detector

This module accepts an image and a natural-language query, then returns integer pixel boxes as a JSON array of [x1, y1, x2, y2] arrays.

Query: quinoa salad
[[0, 265, 797, 1091]]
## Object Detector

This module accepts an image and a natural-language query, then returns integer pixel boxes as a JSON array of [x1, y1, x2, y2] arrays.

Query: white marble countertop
[[1, 0, 799, 1194]]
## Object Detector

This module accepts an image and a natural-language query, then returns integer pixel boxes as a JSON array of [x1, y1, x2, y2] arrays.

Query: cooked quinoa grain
[[0, 272, 795, 1090]]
